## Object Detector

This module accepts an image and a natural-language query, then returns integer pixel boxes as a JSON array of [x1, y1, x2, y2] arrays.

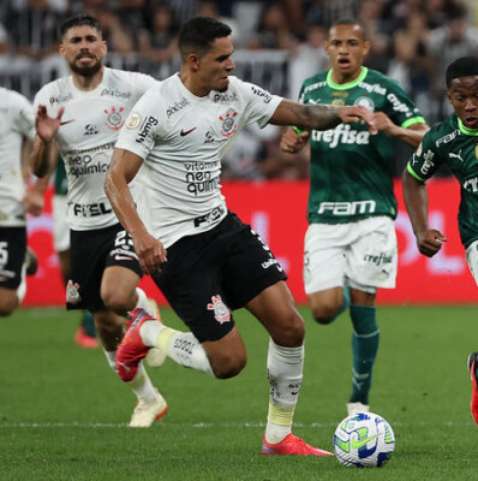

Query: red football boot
[[261, 433, 333, 457], [116, 308, 154, 382], [467, 352, 478, 424]]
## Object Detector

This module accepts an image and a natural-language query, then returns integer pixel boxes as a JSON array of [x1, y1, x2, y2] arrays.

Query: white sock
[[103, 349, 158, 402], [265, 338, 304, 444], [128, 363, 160, 403], [103, 350, 116, 370], [134, 287, 149, 312], [140, 321, 213, 376], [16, 263, 27, 304]]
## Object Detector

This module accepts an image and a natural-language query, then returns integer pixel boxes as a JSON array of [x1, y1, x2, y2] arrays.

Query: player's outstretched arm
[[402, 169, 446, 257], [270, 99, 377, 133], [374, 112, 428, 148], [106, 148, 167, 274], [31, 105, 63, 177]]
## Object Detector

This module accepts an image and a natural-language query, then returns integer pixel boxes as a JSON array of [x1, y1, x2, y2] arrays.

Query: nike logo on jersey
[[180, 127, 197, 136], [60, 119, 75, 126]]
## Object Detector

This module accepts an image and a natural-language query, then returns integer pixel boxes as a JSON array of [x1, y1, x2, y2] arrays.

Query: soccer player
[[52, 157, 97, 348], [402, 56, 478, 424], [106, 16, 375, 456], [30, 14, 167, 427], [0, 86, 41, 316], [280, 19, 429, 415]]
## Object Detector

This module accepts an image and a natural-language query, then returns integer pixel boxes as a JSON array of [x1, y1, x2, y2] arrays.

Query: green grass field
[[1, 306, 477, 481]]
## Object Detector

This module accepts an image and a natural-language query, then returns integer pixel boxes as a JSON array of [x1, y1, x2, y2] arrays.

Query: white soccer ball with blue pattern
[[333, 412, 395, 467]]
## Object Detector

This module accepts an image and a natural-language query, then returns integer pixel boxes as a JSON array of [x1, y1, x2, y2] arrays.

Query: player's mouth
[[337, 57, 352, 69], [76, 54, 95, 61], [464, 116, 478, 128]]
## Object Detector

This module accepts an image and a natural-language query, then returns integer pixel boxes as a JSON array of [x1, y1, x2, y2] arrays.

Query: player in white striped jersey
[[30, 14, 167, 428], [107, 17, 375, 455], [0, 87, 42, 316]]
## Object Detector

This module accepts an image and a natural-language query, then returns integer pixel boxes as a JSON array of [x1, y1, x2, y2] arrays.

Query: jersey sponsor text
[[312, 123, 370, 148], [318, 200, 376, 216]]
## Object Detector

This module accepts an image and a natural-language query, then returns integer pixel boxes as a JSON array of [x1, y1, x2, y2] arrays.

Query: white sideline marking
[[0, 421, 472, 429]]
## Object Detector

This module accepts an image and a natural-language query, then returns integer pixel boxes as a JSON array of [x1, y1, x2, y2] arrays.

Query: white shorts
[[465, 240, 478, 285], [304, 216, 397, 294], [52, 195, 70, 253]]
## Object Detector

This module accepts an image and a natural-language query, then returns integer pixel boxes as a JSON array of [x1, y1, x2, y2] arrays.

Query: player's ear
[[59, 40, 66, 57], [188, 53, 201, 72], [447, 88, 454, 105], [363, 40, 370, 56], [101, 39, 108, 56]]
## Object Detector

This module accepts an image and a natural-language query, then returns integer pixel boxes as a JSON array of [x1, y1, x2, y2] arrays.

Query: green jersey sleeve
[[406, 130, 442, 182], [383, 79, 425, 128]]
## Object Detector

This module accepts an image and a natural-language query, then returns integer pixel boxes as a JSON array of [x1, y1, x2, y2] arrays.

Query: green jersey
[[407, 114, 478, 248], [54, 157, 68, 196], [299, 67, 425, 224]]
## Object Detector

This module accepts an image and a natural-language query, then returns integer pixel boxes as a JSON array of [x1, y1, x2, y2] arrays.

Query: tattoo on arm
[[292, 103, 341, 130]]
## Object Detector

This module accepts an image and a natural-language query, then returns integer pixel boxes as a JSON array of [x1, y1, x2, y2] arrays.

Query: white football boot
[[129, 390, 168, 428]]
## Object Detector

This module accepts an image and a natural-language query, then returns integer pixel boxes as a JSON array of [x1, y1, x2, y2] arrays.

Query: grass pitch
[[1, 306, 477, 481]]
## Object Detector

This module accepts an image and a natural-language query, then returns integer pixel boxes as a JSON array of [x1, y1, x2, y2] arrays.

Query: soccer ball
[[333, 412, 395, 467]]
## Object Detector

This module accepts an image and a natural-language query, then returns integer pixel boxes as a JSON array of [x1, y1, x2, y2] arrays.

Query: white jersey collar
[[68, 67, 110, 97]]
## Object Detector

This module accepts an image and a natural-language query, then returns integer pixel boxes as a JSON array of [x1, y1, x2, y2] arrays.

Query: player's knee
[[273, 311, 305, 347], [0, 305, 15, 317], [210, 352, 247, 379], [311, 303, 341, 325], [101, 288, 130, 313], [0, 294, 18, 317]]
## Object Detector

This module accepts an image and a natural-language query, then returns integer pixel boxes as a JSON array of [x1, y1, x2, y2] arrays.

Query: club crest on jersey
[[126, 112, 142, 130], [104, 106, 125, 130], [207, 295, 231, 324], [353, 96, 375, 111], [219, 109, 238, 138]]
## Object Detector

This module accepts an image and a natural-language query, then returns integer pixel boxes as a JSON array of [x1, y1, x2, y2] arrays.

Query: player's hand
[[132, 230, 167, 274], [337, 106, 377, 134], [372, 112, 395, 135], [23, 188, 44, 216], [416, 229, 447, 257], [280, 127, 310, 153], [35, 105, 64, 143]]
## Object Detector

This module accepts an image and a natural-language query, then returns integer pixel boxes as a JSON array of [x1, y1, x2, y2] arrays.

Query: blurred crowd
[[1, 0, 477, 179]]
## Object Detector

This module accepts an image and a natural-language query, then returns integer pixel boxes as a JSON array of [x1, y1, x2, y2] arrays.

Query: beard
[[69, 56, 102, 77]]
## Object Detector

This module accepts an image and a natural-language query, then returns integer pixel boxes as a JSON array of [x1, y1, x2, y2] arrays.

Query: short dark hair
[[446, 56, 478, 87], [59, 14, 102, 39], [329, 18, 367, 38], [448, 3, 468, 21], [178, 16, 231, 60]]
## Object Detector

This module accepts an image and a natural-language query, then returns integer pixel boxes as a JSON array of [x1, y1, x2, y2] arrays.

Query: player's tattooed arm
[[30, 136, 59, 178], [270, 99, 377, 133]]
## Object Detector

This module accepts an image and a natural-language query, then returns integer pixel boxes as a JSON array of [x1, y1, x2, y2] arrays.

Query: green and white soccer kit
[[300, 67, 425, 293], [407, 114, 478, 284]]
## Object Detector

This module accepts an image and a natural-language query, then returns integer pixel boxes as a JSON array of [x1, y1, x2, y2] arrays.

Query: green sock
[[81, 310, 96, 338], [349, 305, 379, 404]]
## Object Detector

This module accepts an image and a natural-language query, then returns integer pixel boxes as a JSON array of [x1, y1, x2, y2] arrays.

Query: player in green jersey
[[281, 19, 429, 415], [52, 158, 98, 348], [403, 56, 478, 424]]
